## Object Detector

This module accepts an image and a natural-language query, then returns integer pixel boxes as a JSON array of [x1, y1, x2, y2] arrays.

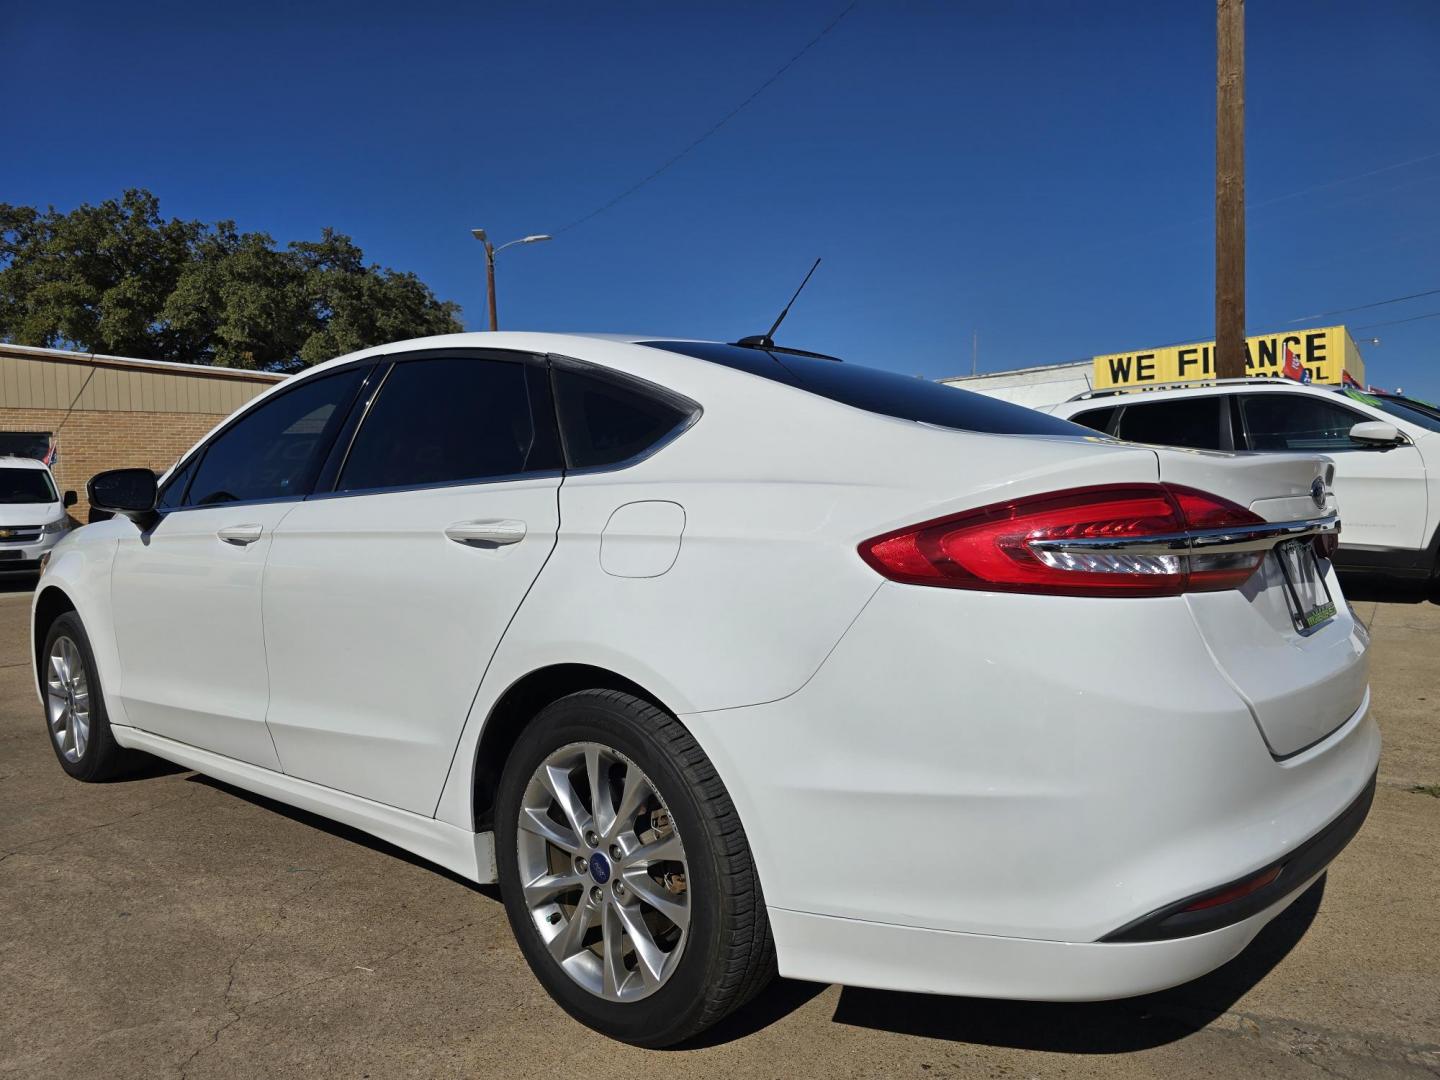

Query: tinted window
[[1115, 397, 1224, 450], [1240, 394, 1366, 451], [0, 468, 57, 504], [187, 368, 365, 506], [552, 367, 694, 468], [1069, 406, 1117, 434], [156, 456, 197, 510], [338, 356, 537, 491], [1367, 394, 1440, 434], [640, 340, 1086, 437]]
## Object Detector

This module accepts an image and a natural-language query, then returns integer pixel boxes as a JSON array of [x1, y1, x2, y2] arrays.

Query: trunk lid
[[1153, 447, 1367, 757]]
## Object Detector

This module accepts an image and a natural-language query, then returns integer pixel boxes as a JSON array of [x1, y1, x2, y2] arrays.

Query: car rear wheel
[[42, 612, 133, 782], [495, 689, 775, 1047]]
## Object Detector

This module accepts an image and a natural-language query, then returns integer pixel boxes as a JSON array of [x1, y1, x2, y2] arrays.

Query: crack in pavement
[[0, 789, 199, 865], [174, 899, 476, 1079]]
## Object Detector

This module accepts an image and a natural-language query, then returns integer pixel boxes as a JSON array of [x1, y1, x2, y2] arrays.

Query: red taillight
[[858, 483, 1268, 597]]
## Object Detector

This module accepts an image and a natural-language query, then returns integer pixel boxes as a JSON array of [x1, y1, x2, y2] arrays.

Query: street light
[[471, 228, 551, 331]]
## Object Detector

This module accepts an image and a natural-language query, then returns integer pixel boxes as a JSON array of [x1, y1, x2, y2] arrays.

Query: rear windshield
[[640, 341, 1088, 437], [0, 467, 58, 504]]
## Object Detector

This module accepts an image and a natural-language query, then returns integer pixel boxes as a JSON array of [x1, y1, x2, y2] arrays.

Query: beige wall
[[0, 346, 285, 521]]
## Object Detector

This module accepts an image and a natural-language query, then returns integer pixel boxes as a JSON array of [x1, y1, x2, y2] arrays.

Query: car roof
[[1057, 379, 1353, 412], [0, 455, 50, 471]]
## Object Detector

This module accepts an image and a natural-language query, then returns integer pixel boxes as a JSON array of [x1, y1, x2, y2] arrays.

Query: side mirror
[[87, 468, 159, 521], [63, 490, 78, 508], [1349, 421, 1404, 446]]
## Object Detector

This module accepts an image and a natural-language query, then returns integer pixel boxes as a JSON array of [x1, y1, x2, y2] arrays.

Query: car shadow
[[827, 877, 1325, 1053], [180, 772, 1323, 1052], [1339, 572, 1439, 606]]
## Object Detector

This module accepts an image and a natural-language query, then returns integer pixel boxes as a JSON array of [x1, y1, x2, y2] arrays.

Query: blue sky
[[4, 1, 1439, 397]]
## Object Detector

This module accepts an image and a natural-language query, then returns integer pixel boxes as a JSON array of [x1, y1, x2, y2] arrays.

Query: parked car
[[0, 455, 76, 579], [1051, 378, 1440, 583], [33, 334, 1378, 1046]]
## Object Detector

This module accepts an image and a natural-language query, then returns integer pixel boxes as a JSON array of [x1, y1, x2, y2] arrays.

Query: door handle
[[217, 523, 264, 546], [445, 519, 527, 546]]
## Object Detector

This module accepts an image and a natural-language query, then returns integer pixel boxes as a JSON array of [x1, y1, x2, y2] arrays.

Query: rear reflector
[[1181, 866, 1283, 912], [859, 484, 1269, 597]]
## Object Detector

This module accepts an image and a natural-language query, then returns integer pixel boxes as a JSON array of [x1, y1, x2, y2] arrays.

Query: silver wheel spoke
[[586, 746, 616, 838], [608, 764, 649, 841], [600, 902, 627, 998], [540, 763, 593, 841], [548, 894, 596, 963], [518, 807, 581, 854], [523, 870, 585, 906], [613, 899, 667, 989], [630, 831, 683, 865], [622, 869, 689, 930]]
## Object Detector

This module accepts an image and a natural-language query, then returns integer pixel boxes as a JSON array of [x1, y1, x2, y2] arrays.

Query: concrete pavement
[[1, 579, 1437, 1079]]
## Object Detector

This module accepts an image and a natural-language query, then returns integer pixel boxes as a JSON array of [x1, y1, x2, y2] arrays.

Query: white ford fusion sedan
[[33, 332, 1378, 1046]]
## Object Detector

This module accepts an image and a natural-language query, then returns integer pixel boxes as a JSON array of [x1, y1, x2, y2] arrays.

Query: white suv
[[0, 456, 75, 579], [1052, 379, 1440, 583]]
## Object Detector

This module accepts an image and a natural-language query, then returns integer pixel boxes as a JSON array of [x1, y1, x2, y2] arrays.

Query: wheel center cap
[[588, 852, 612, 884]]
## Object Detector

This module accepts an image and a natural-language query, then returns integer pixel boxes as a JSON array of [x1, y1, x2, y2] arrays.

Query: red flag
[[1282, 344, 1305, 381], [1341, 370, 1362, 389]]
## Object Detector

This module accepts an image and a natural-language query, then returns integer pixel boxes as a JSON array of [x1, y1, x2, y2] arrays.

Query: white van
[[0, 456, 75, 579]]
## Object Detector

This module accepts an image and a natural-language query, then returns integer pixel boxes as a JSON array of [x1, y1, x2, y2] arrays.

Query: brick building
[[0, 343, 285, 520]]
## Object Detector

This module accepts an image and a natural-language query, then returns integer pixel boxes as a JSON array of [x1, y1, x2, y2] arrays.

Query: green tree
[[0, 189, 463, 371]]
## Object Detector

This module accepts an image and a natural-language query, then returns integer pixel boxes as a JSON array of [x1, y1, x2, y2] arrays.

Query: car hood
[[0, 502, 63, 527]]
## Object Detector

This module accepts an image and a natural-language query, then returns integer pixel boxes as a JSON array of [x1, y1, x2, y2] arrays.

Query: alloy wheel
[[516, 741, 691, 1002], [46, 636, 91, 764]]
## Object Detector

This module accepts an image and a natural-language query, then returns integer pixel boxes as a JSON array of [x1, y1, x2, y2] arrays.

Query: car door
[[260, 350, 563, 814], [1236, 390, 1429, 550], [109, 364, 371, 768]]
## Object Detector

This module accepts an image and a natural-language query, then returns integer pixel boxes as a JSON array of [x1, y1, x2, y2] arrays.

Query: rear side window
[[1069, 406, 1117, 434], [1115, 397, 1225, 450], [186, 367, 366, 506], [552, 366, 695, 468], [1239, 394, 1365, 451], [338, 356, 540, 492], [640, 340, 1086, 437]]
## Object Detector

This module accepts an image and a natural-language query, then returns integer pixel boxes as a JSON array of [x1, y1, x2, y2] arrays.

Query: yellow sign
[[1092, 325, 1365, 390]]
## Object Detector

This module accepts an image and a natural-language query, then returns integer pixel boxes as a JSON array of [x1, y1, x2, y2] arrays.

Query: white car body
[[32, 333, 1378, 1016], [1050, 379, 1440, 582], [0, 455, 72, 577]]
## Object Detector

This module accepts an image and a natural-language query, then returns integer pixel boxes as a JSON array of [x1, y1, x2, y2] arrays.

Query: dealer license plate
[[1276, 539, 1337, 632]]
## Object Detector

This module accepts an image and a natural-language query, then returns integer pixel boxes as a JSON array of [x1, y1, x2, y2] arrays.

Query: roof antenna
[[737, 258, 821, 350]]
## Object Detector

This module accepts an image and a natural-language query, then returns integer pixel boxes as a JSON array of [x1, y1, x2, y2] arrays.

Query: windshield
[[641, 341, 1089, 437], [0, 467, 58, 504], [1344, 391, 1440, 435]]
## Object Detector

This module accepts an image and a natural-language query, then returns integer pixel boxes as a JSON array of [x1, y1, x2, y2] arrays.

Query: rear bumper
[[685, 582, 1380, 997], [769, 871, 1326, 1002]]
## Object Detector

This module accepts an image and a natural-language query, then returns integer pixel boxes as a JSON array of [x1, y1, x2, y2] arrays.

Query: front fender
[[30, 522, 124, 722]]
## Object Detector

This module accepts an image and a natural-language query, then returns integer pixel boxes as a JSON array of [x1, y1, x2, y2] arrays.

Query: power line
[[1354, 310, 1440, 330], [553, 1, 858, 235], [1289, 287, 1440, 323]]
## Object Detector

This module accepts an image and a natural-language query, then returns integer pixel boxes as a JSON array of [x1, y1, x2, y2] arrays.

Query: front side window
[[337, 356, 539, 492], [552, 367, 695, 469], [0, 468, 57, 504], [185, 367, 366, 506], [1115, 397, 1225, 450], [1239, 394, 1366, 451]]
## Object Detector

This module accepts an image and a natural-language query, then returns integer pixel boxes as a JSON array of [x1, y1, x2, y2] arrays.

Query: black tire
[[41, 611, 134, 782], [495, 689, 775, 1047]]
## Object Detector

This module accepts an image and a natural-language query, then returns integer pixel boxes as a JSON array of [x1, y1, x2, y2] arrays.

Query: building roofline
[[939, 359, 1091, 383], [0, 342, 287, 382]]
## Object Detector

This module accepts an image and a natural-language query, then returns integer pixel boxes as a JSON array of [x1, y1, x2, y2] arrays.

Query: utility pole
[[470, 229, 552, 331], [1214, 0, 1247, 379], [971, 330, 978, 376]]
